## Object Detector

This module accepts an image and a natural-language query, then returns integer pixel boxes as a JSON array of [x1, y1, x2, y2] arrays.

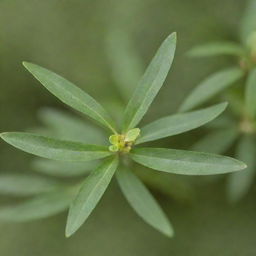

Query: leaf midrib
[[125, 46, 168, 131], [133, 152, 235, 168]]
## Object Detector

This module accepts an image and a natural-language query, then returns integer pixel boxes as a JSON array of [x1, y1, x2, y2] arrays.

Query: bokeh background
[[0, 0, 255, 255]]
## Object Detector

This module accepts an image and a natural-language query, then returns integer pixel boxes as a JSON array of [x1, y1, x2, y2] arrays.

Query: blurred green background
[[0, 0, 256, 255]]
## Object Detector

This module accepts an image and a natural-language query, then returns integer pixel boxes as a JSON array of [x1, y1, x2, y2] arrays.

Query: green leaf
[[122, 33, 176, 132], [0, 189, 74, 222], [0, 132, 111, 161], [188, 42, 245, 57], [105, 28, 144, 101], [32, 159, 98, 177], [125, 128, 141, 142], [136, 102, 227, 144], [192, 128, 239, 154], [66, 156, 118, 237], [179, 67, 244, 112], [0, 174, 60, 196], [23, 62, 116, 133], [116, 166, 174, 237], [240, 0, 256, 44], [109, 134, 119, 145], [38, 107, 106, 144], [245, 69, 256, 119], [131, 147, 246, 175], [227, 135, 256, 202]]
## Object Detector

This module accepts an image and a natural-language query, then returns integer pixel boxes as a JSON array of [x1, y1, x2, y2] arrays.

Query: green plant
[[0, 33, 246, 238], [179, 0, 256, 202]]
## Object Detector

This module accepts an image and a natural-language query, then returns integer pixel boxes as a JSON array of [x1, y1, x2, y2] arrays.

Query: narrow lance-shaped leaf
[[227, 135, 256, 202], [0, 174, 60, 196], [245, 68, 256, 119], [136, 102, 227, 144], [122, 33, 176, 132], [131, 148, 246, 175], [240, 0, 256, 44], [0, 132, 111, 162], [116, 166, 174, 237], [66, 156, 119, 237], [0, 189, 75, 222], [179, 67, 244, 112], [105, 28, 144, 101], [23, 62, 117, 133], [187, 41, 245, 57], [192, 128, 239, 154], [38, 107, 106, 144], [32, 159, 99, 177]]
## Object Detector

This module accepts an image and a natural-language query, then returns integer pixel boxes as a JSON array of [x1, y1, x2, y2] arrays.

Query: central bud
[[109, 128, 140, 153]]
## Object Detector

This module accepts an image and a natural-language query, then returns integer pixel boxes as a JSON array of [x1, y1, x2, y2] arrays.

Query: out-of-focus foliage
[[182, 0, 256, 203]]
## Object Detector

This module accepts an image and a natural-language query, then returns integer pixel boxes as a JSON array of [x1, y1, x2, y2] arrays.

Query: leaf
[[245, 69, 256, 119], [38, 107, 106, 144], [179, 67, 244, 112], [66, 156, 118, 237], [187, 42, 245, 57], [227, 135, 256, 202], [122, 33, 176, 132], [32, 159, 99, 177], [136, 102, 227, 144], [23, 62, 116, 133], [0, 189, 74, 222], [125, 128, 141, 142], [0, 174, 60, 196], [192, 128, 239, 154], [0, 132, 111, 161], [105, 28, 144, 101], [240, 0, 256, 44], [116, 166, 174, 237], [131, 147, 246, 175]]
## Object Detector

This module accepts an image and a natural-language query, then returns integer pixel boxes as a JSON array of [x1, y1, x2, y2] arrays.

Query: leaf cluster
[[0, 32, 246, 238]]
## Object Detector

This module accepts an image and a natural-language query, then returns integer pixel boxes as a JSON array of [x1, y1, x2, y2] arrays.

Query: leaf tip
[[163, 225, 175, 238], [22, 61, 36, 72], [216, 101, 228, 113], [167, 32, 177, 43], [0, 132, 9, 140], [65, 221, 76, 238], [22, 61, 29, 68]]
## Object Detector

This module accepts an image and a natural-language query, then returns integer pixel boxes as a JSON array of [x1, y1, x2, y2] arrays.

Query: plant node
[[239, 118, 255, 134], [109, 128, 140, 153]]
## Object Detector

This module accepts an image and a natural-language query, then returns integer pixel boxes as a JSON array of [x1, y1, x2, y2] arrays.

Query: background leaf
[[122, 33, 176, 132], [66, 156, 118, 237], [227, 134, 256, 202], [23, 62, 117, 133], [105, 28, 144, 102], [0, 174, 60, 196], [188, 41, 245, 57], [32, 159, 99, 177], [131, 147, 246, 175], [191, 128, 239, 154], [240, 0, 256, 44], [0, 132, 111, 161], [245, 68, 256, 119], [179, 67, 244, 112], [38, 107, 106, 144], [0, 189, 75, 222], [116, 166, 174, 237], [136, 102, 227, 144]]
